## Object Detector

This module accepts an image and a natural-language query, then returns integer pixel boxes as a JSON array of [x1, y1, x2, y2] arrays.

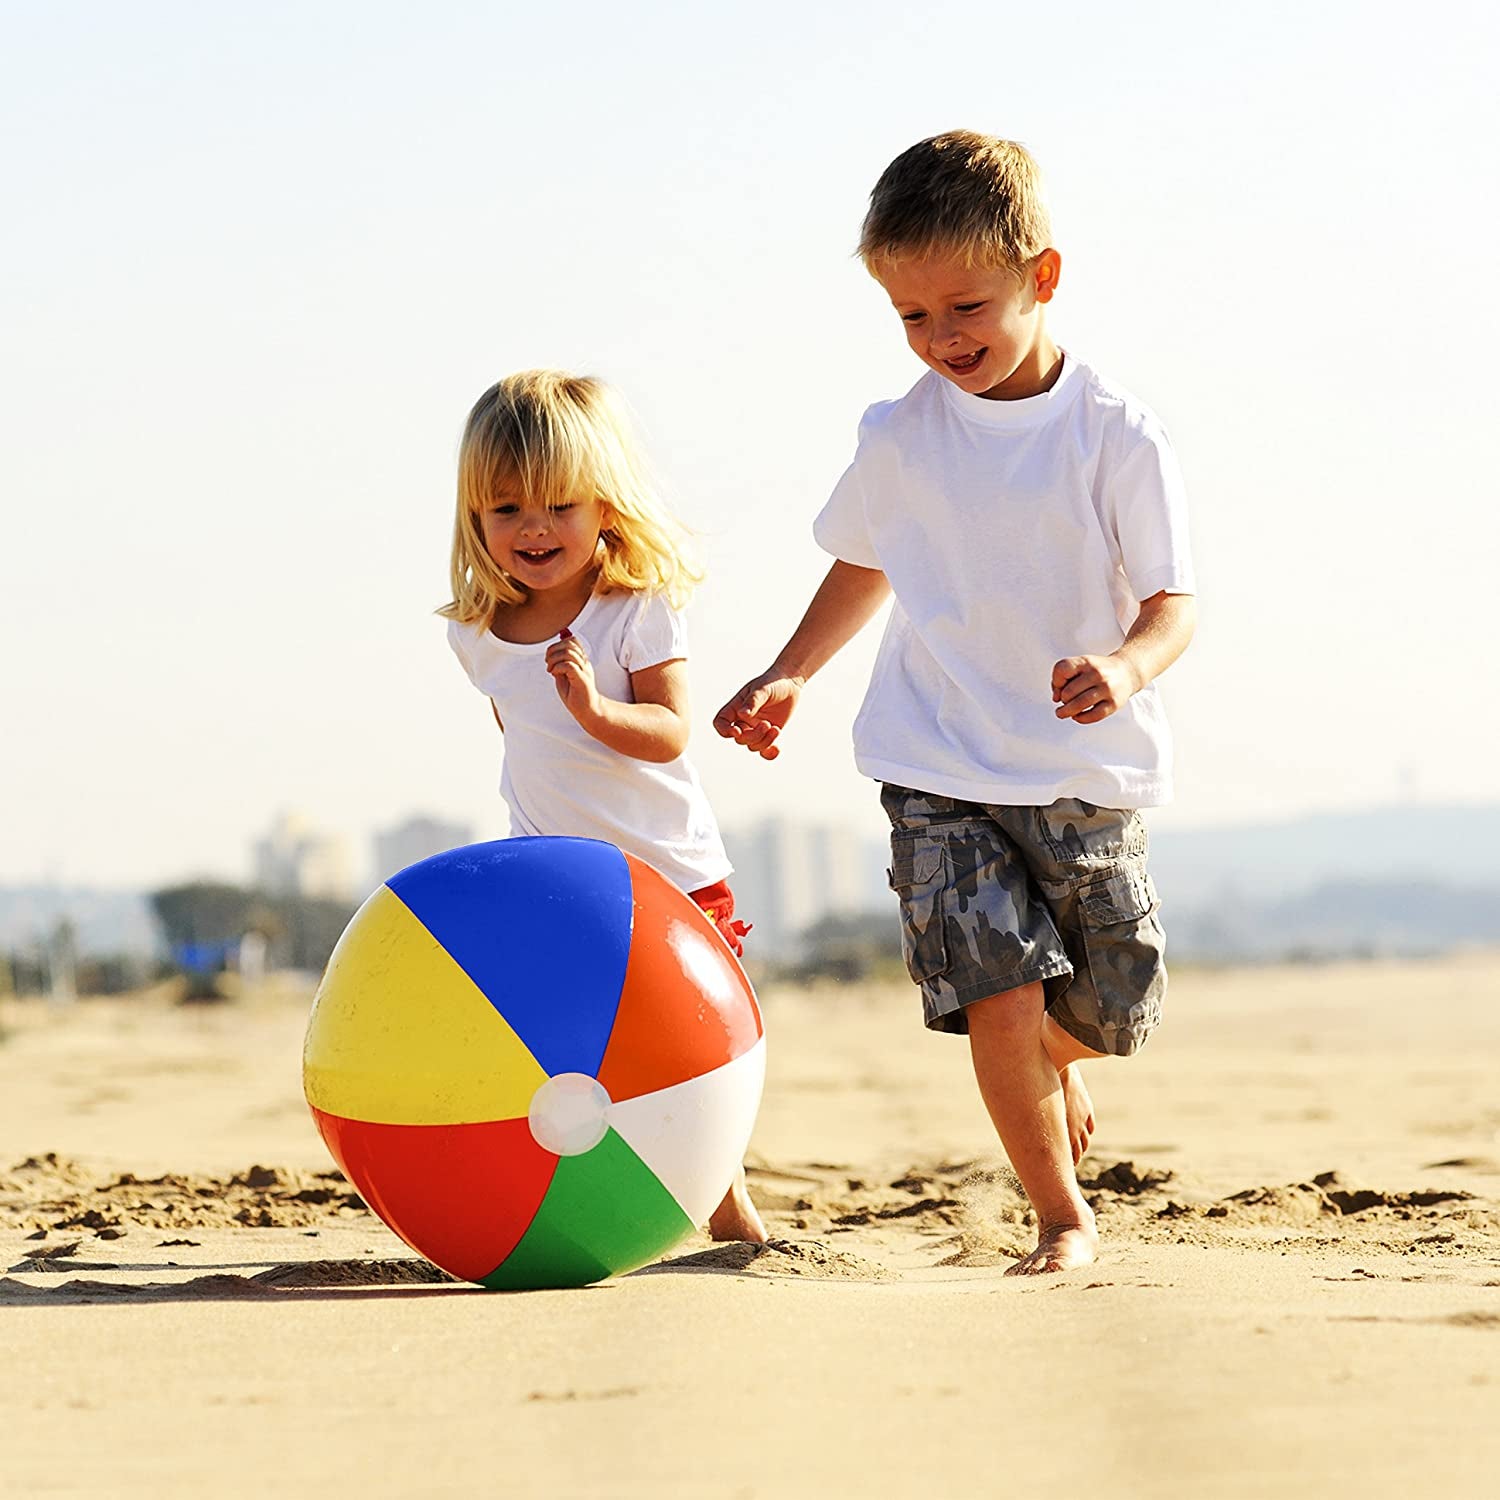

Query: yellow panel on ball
[[303, 885, 547, 1125]]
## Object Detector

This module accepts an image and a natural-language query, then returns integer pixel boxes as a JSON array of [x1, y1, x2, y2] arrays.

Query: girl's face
[[480, 493, 612, 598]]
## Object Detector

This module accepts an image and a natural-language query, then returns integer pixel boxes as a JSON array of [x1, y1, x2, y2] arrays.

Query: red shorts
[[689, 879, 751, 959]]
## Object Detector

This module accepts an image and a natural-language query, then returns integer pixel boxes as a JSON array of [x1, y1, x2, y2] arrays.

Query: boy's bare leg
[[708, 1165, 767, 1243], [967, 983, 1097, 1274], [1042, 1012, 1106, 1165]]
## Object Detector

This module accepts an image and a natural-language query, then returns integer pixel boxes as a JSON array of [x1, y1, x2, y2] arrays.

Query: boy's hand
[[713, 671, 803, 761], [1051, 653, 1143, 724], [547, 628, 602, 723]]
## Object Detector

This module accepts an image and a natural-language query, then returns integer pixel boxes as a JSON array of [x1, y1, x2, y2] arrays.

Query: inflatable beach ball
[[303, 837, 765, 1289]]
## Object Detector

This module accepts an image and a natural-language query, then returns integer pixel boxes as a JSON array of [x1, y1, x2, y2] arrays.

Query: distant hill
[[1149, 804, 1500, 960], [0, 887, 161, 956], [1148, 803, 1500, 905], [1167, 877, 1500, 961]]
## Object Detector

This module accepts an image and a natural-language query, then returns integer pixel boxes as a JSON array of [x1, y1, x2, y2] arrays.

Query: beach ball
[[302, 837, 765, 1289]]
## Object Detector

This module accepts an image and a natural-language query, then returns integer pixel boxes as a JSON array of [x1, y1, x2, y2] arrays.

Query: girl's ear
[[600, 502, 618, 534]]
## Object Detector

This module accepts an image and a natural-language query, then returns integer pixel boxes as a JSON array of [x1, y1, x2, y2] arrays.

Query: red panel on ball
[[312, 1107, 558, 1283], [595, 853, 764, 1105]]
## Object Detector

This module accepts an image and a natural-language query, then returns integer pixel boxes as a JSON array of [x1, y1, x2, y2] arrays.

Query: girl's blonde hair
[[440, 370, 702, 624]]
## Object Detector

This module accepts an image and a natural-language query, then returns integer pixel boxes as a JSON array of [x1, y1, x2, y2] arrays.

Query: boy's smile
[[875, 249, 1062, 401]]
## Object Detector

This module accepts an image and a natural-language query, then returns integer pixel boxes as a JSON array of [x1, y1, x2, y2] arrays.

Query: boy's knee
[[965, 981, 1047, 1040]]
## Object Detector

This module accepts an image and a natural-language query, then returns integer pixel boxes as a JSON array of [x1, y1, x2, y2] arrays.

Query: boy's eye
[[955, 302, 984, 314], [900, 311, 926, 324]]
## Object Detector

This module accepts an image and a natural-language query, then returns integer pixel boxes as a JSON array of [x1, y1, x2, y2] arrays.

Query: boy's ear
[[1033, 249, 1062, 304]]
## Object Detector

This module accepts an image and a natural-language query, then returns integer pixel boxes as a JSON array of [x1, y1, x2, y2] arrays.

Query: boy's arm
[[1053, 591, 1197, 723], [714, 560, 890, 760], [546, 632, 691, 763]]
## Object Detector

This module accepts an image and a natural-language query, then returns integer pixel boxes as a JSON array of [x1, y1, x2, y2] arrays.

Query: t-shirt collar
[[937, 350, 1081, 429]]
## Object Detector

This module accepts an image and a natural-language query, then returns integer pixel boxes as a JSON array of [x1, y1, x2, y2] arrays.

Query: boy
[[714, 131, 1196, 1274]]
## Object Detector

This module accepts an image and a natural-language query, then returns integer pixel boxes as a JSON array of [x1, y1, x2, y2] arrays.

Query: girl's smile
[[481, 496, 613, 597]]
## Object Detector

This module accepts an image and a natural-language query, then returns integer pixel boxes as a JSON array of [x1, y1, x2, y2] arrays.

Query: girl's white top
[[447, 589, 732, 894]]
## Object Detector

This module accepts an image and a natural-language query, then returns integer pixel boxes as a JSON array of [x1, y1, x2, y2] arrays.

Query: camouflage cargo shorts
[[881, 784, 1167, 1056]]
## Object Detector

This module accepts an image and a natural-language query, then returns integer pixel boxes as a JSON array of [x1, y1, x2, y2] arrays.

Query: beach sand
[[2, 954, 1498, 1498]]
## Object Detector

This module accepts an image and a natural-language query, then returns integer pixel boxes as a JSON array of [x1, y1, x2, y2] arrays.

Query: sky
[[3, 0, 1498, 889]]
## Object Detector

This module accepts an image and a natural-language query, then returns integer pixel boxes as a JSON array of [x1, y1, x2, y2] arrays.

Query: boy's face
[[874, 249, 1060, 400]]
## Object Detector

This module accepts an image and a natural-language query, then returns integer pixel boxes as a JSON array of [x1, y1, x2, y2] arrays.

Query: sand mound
[[739, 1154, 1500, 1268], [0, 1257, 456, 1305], [8, 1143, 1494, 1286], [656, 1236, 894, 1280], [0, 1153, 370, 1234], [1074, 1159, 1500, 1256]]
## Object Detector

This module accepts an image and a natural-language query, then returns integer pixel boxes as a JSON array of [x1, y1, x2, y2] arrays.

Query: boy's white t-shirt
[[813, 354, 1195, 809], [446, 589, 732, 894]]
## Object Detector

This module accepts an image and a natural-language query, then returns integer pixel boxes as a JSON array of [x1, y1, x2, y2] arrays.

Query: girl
[[440, 369, 764, 1244]]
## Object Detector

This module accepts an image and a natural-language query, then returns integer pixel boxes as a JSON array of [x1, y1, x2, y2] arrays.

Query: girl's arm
[[546, 632, 690, 763]]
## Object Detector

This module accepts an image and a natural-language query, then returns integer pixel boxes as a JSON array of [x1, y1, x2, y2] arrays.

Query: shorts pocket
[[1079, 867, 1157, 926], [1074, 865, 1167, 1045], [1038, 803, 1148, 866], [887, 837, 949, 983]]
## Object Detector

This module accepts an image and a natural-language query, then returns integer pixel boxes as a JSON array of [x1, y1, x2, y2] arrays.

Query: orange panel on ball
[[595, 853, 764, 1104], [312, 1107, 557, 1283]]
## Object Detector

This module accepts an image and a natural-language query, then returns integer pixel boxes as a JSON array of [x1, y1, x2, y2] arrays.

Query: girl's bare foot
[[708, 1167, 767, 1243], [1005, 1212, 1099, 1276], [1059, 1063, 1096, 1165]]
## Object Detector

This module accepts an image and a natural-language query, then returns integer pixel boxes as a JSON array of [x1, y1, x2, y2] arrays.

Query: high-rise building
[[723, 817, 890, 958], [252, 812, 356, 902], [373, 815, 474, 885]]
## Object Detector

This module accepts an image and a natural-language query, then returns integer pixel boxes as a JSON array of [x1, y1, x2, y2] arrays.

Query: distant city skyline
[[4, 799, 1497, 967]]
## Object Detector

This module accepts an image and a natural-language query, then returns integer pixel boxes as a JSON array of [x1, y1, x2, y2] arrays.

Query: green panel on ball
[[480, 1128, 693, 1290]]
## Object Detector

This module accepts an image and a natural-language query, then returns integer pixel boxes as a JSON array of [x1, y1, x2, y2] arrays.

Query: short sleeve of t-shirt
[[619, 592, 688, 672], [1104, 423, 1196, 601], [446, 618, 478, 683], [813, 425, 882, 570]]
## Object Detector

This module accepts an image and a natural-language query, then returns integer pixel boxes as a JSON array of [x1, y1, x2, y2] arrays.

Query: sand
[[2, 955, 1498, 1498]]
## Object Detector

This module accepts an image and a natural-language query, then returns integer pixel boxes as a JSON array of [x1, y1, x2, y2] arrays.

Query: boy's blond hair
[[441, 370, 702, 625], [858, 131, 1052, 274]]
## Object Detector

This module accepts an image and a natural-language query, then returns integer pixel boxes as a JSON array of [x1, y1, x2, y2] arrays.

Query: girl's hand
[[546, 628, 601, 723], [1051, 653, 1143, 724]]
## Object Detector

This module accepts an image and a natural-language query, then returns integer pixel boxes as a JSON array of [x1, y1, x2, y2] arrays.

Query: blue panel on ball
[[388, 837, 634, 1080]]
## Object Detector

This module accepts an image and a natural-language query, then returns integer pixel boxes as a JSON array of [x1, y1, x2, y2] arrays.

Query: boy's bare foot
[[1059, 1063, 1095, 1165], [1005, 1214, 1099, 1276], [707, 1168, 767, 1244]]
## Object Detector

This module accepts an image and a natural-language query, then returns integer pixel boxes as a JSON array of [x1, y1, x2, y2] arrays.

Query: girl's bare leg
[[708, 1165, 767, 1243]]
